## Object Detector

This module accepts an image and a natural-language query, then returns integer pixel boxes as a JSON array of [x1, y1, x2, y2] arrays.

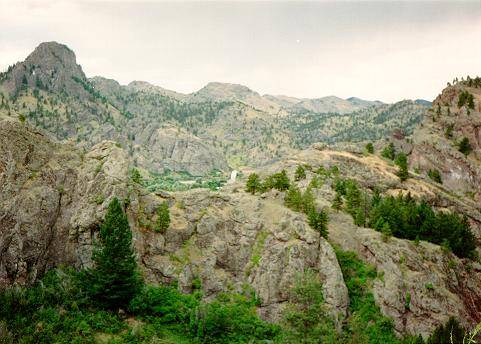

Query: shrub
[[189, 293, 279, 343], [283, 270, 337, 343], [427, 169, 442, 184]]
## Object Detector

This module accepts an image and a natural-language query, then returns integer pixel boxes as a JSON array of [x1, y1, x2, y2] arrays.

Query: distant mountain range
[[0, 41, 429, 175]]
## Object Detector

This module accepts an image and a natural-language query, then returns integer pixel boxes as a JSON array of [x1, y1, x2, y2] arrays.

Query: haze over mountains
[[0, 42, 429, 176]]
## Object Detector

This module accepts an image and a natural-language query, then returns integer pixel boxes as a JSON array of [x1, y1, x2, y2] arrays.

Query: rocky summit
[[1, 42, 480, 343]]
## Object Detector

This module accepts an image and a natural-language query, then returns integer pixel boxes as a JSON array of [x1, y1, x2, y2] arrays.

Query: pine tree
[[331, 192, 343, 211], [365, 142, 374, 154], [285, 185, 303, 212], [156, 201, 170, 233], [308, 209, 328, 238], [381, 222, 392, 242], [301, 187, 316, 214], [458, 137, 472, 156], [345, 180, 361, 216], [295, 165, 306, 181], [82, 198, 142, 310], [246, 173, 261, 194], [381, 143, 395, 160], [354, 208, 366, 227], [395, 153, 409, 182], [381, 142, 396, 160]]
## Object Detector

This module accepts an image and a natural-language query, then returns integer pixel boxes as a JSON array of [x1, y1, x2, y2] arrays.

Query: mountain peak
[[1, 41, 86, 96], [193, 82, 260, 100]]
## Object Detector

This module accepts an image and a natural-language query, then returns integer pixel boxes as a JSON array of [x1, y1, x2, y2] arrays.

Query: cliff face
[[410, 81, 481, 201], [0, 116, 348, 324]]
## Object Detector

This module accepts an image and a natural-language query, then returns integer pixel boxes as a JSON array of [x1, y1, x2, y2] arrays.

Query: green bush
[[189, 293, 279, 343], [427, 169, 442, 184], [129, 284, 199, 324], [282, 270, 337, 343], [335, 248, 400, 344]]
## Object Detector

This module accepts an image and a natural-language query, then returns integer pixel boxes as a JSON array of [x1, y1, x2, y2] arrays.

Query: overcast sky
[[0, 0, 480, 102]]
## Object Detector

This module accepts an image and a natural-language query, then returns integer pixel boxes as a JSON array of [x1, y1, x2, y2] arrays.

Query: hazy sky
[[1, 0, 480, 102]]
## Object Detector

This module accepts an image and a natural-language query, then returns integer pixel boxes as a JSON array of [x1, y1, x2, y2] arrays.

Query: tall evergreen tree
[[301, 187, 316, 214], [82, 198, 142, 310]]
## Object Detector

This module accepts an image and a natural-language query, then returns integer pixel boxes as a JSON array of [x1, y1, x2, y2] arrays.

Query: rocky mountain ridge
[[0, 42, 429, 176]]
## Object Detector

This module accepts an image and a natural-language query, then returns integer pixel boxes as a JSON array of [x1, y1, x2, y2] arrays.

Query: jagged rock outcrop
[[0, 116, 348, 324], [0, 116, 131, 284], [136, 187, 348, 322], [259, 146, 481, 337], [329, 211, 481, 338], [2, 42, 87, 97], [410, 82, 481, 201]]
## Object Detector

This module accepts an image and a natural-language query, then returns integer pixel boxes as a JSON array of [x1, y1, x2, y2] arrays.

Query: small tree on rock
[[331, 192, 343, 211], [458, 137, 472, 156], [246, 173, 261, 194], [365, 142, 374, 154], [308, 209, 328, 239], [156, 201, 170, 233]]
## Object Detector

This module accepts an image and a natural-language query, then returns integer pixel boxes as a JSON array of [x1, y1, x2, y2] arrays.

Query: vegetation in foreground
[[0, 197, 478, 343]]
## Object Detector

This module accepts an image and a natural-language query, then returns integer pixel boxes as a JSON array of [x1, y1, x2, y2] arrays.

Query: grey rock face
[[0, 118, 348, 324], [328, 211, 481, 338], [138, 126, 228, 175], [3, 42, 87, 97]]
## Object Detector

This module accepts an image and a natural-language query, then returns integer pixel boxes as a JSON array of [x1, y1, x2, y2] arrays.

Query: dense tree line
[[333, 179, 477, 258]]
